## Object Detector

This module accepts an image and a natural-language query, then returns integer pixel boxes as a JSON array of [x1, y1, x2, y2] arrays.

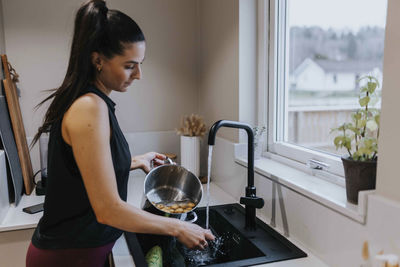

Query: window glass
[[284, 0, 387, 157]]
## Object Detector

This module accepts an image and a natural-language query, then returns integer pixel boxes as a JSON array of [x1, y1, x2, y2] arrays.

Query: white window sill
[[235, 155, 374, 224]]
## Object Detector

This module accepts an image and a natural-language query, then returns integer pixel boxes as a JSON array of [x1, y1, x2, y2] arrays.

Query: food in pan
[[154, 201, 196, 214]]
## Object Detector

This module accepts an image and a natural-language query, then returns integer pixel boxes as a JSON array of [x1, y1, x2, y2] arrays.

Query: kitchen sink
[[124, 203, 307, 266]]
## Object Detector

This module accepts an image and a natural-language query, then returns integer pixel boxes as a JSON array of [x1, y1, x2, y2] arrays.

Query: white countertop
[[0, 191, 44, 232], [114, 174, 329, 267]]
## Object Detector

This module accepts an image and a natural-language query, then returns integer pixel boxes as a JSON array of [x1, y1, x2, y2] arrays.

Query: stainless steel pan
[[144, 159, 203, 219]]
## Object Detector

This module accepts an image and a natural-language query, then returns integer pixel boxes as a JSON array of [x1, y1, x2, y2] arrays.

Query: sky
[[288, 0, 388, 32]]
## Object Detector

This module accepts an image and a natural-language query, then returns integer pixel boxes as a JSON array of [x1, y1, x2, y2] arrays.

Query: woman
[[26, 1, 214, 266]]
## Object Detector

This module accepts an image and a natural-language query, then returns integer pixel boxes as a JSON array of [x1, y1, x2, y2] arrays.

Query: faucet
[[208, 120, 265, 230]]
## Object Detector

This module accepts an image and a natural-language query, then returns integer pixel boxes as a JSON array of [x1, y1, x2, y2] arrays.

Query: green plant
[[331, 75, 380, 161], [253, 126, 266, 144]]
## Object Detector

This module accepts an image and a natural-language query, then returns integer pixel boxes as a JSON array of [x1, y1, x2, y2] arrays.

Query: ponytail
[[32, 0, 145, 147]]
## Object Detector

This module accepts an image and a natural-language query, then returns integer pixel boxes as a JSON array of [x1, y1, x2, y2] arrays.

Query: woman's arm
[[62, 93, 213, 249]]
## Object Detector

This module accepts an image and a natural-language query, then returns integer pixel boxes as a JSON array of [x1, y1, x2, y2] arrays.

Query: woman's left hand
[[131, 152, 167, 173]]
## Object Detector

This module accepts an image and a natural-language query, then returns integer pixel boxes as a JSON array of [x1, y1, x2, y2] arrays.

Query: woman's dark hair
[[31, 0, 145, 147]]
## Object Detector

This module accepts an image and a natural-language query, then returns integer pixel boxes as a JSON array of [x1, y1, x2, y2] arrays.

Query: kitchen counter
[[0, 191, 44, 232], [0, 171, 328, 266], [114, 174, 329, 267]]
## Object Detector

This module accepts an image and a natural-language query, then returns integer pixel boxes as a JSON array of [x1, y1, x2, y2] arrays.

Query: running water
[[206, 145, 213, 230]]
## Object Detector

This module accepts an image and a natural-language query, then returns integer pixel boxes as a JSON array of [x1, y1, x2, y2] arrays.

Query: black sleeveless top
[[32, 86, 131, 249]]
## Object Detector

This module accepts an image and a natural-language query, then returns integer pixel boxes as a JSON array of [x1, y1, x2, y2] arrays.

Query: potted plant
[[253, 125, 266, 160], [331, 75, 380, 204], [176, 114, 206, 177]]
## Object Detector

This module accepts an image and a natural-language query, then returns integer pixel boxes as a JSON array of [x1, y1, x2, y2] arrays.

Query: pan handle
[[165, 157, 174, 165], [187, 211, 198, 223], [179, 211, 198, 223], [150, 156, 175, 169]]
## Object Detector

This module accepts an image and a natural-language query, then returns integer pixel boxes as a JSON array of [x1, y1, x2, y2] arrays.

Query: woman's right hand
[[175, 221, 215, 250]]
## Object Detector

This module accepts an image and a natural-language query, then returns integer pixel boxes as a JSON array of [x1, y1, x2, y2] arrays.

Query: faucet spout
[[208, 120, 255, 187], [208, 120, 264, 230]]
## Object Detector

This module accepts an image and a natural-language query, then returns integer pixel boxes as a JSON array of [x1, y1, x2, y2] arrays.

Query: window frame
[[260, 0, 346, 178]]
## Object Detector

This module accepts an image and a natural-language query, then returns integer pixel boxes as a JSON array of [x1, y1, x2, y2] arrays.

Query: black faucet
[[208, 120, 265, 230]]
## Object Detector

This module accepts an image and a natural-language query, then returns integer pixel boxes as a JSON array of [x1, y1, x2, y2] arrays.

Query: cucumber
[[145, 245, 163, 267]]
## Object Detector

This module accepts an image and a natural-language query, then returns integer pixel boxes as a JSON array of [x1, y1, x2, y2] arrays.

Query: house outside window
[[355, 74, 360, 88], [266, 0, 387, 176]]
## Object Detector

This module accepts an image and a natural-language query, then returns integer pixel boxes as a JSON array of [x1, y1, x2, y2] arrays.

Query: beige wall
[[0, 0, 4, 54], [109, 0, 199, 133], [376, 0, 400, 202], [0, 228, 34, 266], [197, 0, 257, 143], [0, 0, 5, 79], [2, 0, 199, 170], [2, 2, 198, 133], [198, 0, 240, 142], [2, 0, 256, 156]]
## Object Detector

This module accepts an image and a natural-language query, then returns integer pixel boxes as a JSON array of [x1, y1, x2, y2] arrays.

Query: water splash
[[184, 235, 225, 266], [206, 145, 213, 229]]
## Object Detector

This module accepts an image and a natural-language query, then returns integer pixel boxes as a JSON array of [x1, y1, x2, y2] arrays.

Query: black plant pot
[[341, 156, 377, 204]]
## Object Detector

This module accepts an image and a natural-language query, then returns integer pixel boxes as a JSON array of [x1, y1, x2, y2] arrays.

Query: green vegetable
[[145, 245, 163, 267]]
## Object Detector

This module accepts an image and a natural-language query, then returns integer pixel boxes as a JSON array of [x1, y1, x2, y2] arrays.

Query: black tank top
[[32, 86, 131, 249]]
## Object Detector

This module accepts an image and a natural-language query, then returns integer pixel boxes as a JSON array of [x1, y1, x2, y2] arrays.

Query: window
[[355, 74, 360, 88], [265, 0, 387, 176]]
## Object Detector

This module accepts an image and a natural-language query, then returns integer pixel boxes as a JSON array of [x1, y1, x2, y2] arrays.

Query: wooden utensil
[[1, 54, 34, 195]]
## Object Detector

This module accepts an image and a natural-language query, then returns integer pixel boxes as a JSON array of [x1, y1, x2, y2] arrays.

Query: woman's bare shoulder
[[65, 92, 107, 119], [62, 93, 109, 142], [70, 93, 107, 113]]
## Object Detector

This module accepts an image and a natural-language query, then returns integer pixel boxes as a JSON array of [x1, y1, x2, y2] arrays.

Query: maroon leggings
[[26, 241, 115, 267]]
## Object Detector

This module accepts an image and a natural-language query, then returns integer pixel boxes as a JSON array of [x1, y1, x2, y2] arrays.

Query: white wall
[[376, 0, 400, 202], [2, 0, 199, 171], [238, 0, 257, 141]]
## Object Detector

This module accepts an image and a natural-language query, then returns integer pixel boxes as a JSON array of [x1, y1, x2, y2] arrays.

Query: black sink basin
[[124, 203, 307, 266]]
